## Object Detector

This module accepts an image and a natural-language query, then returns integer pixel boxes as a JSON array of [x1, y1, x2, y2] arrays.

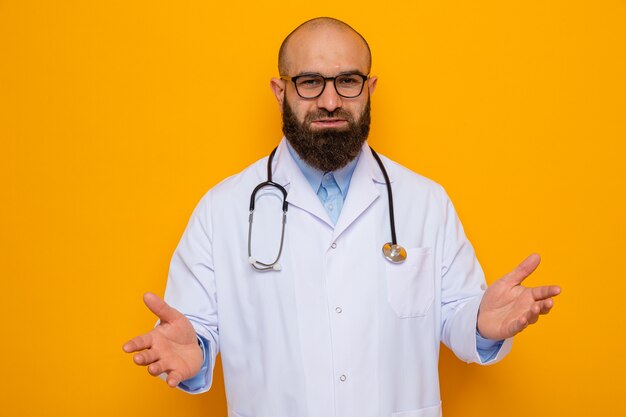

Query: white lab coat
[[164, 138, 512, 417]]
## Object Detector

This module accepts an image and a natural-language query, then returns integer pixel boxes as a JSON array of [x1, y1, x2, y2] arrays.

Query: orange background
[[1, 1, 625, 416]]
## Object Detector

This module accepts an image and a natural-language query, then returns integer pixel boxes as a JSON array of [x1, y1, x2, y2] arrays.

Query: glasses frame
[[281, 73, 369, 99]]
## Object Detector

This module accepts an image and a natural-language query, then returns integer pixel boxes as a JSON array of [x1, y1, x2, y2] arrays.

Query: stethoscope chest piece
[[382, 242, 407, 263]]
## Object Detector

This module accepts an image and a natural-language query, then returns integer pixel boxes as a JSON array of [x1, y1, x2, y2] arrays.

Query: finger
[[133, 348, 160, 366], [509, 315, 529, 336], [123, 333, 153, 353], [510, 299, 554, 335], [143, 292, 182, 323], [538, 298, 554, 315], [531, 285, 561, 301], [166, 371, 184, 388], [147, 361, 164, 376], [527, 307, 540, 325], [504, 253, 541, 286], [523, 298, 555, 326]]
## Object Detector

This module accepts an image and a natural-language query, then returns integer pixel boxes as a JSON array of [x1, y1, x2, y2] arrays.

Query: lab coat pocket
[[391, 402, 442, 417], [385, 247, 434, 318]]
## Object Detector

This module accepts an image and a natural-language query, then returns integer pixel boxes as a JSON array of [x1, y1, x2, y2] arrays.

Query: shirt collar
[[285, 140, 360, 197]]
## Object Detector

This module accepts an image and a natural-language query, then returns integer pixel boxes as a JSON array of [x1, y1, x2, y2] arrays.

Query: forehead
[[284, 26, 370, 76]]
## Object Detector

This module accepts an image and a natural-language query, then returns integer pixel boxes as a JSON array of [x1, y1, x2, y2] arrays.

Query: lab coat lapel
[[272, 139, 334, 228], [331, 145, 387, 242]]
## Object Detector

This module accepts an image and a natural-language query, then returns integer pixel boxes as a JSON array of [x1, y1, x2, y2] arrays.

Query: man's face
[[271, 26, 377, 171]]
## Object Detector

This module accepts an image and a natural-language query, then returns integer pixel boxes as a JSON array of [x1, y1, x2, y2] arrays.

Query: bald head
[[278, 17, 372, 76]]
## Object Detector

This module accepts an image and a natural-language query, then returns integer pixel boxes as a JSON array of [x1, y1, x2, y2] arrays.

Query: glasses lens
[[295, 75, 325, 98], [335, 74, 365, 98]]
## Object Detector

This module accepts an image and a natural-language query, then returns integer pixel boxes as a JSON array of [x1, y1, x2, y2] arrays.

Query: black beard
[[282, 98, 371, 171]]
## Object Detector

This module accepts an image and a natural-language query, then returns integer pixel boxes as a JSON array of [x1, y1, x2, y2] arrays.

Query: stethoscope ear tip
[[273, 263, 282, 271], [248, 256, 256, 265]]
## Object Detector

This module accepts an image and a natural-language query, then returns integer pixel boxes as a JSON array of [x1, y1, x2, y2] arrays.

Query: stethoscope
[[248, 146, 407, 271]]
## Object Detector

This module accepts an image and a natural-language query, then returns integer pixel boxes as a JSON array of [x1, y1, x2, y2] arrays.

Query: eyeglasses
[[281, 73, 369, 99]]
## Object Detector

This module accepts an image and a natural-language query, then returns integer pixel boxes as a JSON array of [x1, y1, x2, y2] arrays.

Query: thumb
[[143, 292, 181, 323], [503, 253, 541, 286]]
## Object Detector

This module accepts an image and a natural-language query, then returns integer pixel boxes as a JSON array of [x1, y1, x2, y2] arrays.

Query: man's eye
[[297, 77, 323, 88], [337, 76, 361, 85]]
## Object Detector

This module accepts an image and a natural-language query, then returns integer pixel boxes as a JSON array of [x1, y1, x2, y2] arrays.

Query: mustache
[[304, 109, 355, 123]]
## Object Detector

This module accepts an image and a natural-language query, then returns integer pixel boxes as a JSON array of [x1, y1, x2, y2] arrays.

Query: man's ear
[[270, 78, 286, 112], [367, 76, 378, 96]]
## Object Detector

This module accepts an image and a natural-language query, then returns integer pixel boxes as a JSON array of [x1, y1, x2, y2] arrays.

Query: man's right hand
[[123, 292, 203, 388]]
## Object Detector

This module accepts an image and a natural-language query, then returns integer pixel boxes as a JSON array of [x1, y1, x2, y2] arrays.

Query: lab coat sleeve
[[163, 192, 219, 393], [439, 191, 512, 364]]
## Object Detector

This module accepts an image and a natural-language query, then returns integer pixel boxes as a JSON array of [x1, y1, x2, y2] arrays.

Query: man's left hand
[[477, 253, 561, 340]]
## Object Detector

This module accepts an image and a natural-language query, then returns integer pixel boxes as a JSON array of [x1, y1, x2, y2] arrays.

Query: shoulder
[[374, 153, 465, 233], [212, 155, 269, 195], [191, 154, 270, 217], [375, 151, 448, 201]]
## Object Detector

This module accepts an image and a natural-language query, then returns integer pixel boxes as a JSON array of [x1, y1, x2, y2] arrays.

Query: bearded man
[[124, 17, 560, 417]]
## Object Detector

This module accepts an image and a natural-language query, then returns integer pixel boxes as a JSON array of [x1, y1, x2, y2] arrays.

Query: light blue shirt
[[286, 141, 359, 225], [179, 143, 503, 391]]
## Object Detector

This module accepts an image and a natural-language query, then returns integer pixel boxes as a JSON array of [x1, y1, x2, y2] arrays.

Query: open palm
[[123, 292, 203, 387], [477, 254, 561, 340]]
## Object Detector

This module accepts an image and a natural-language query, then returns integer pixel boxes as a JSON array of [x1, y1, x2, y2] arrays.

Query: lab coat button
[[335, 307, 342, 314], [339, 374, 347, 382], [331, 242, 337, 249]]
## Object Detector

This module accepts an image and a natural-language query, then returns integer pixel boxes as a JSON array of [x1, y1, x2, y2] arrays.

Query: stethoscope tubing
[[368, 147, 398, 246], [248, 145, 405, 271]]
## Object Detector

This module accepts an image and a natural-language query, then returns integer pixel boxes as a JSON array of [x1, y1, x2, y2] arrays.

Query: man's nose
[[316, 80, 342, 112]]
